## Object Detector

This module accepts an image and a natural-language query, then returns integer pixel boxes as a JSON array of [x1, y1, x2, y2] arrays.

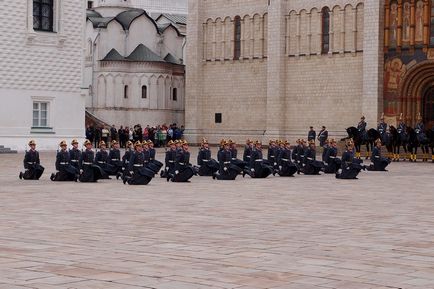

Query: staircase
[[0, 145, 17, 154]]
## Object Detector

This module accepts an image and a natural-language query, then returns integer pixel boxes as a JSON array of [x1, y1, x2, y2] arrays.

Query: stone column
[[185, 0, 204, 143], [265, 0, 286, 139], [362, 0, 385, 126]]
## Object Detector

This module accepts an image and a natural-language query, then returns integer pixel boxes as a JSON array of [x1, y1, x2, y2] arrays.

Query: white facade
[[93, 0, 188, 15], [0, 0, 86, 151], [85, 5, 186, 127]]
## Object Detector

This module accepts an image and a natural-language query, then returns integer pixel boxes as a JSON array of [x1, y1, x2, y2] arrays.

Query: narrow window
[[88, 1, 93, 9], [33, 0, 54, 32], [234, 16, 241, 60], [141, 85, 147, 99], [32, 102, 49, 127], [172, 88, 177, 101], [215, 113, 222, 124], [124, 85, 128, 99], [321, 7, 330, 54]]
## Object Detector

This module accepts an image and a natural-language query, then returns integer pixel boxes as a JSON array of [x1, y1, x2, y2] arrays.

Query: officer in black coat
[[336, 139, 365, 179], [214, 141, 241, 180], [169, 140, 195, 182], [19, 140, 44, 180], [276, 140, 297, 177], [308, 126, 316, 142], [317, 126, 328, 147], [69, 139, 81, 170], [95, 141, 112, 179], [197, 138, 219, 176], [51, 140, 78, 181], [368, 139, 391, 171], [245, 141, 273, 178], [377, 114, 388, 143], [303, 140, 324, 175], [323, 139, 341, 174], [161, 140, 177, 178], [123, 141, 154, 185], [79, 140, 103, 182]]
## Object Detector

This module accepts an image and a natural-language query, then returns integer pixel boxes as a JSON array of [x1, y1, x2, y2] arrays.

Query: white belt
[[60, 162, 69, 165], [27, 162, 35, 164], [179, 162, 186, 165], [246, 156, 251, 158], [282, 158, 289, 161], [125, 160, 129, 164], [329, 156, 336, 159], [133, 164, 143, 167], [375, 156, 380, 158], [255, 159, 263, 162], [232, 158, 236, 160], [97, 161, 105, 164], [168, 160, 174, 163], [270, 155, 275, 158], [83, 162, 92, 165], [111, 159, 119, 161], [71, 160, 79, 163], [202, 160, 209, 162], [307, 157, 313, 160], [224, 161, 230, 164]]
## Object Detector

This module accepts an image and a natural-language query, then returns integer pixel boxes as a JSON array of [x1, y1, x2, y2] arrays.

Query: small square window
[[215, 113, 222, 124]]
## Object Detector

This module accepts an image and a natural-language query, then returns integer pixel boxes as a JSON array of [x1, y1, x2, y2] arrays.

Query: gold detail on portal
[[427, 49, 434, 60], [385, 58, 406, 91]]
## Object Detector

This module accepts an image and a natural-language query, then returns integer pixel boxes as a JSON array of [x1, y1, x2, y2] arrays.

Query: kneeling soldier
[[79, 140, 104, 182], [368, 139, 391, 171], [245, 141, 273, 178], [69, 139, 81, 170], [214, 141, 241, 180], [323, 139, 341, 174], [123, 141, 155, 185], [276, 140, 297, 177], [19, 140, 44, 180], [51, 140, 78, 181], [197, 138, 219, 176], [169, 140, 195, 182], [336, 139, 365, 179]]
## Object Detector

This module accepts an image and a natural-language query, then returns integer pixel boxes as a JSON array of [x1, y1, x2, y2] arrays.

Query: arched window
[[141, 85, 147, 99], [124, 85, 128, 99], [321, 7, 330, 54], [33, 0, 54, 32], [234, 16, 241, 60], [172, 88, 178, 101]]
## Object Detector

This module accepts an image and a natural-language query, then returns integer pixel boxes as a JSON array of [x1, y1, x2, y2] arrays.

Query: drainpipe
[[91, 29, 101, 109]]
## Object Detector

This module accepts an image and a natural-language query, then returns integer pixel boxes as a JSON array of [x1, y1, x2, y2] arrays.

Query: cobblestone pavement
[[1, 149, 434, 289]]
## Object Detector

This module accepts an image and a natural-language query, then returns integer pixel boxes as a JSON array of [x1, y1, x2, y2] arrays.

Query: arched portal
[[400, 60, 434, 126]]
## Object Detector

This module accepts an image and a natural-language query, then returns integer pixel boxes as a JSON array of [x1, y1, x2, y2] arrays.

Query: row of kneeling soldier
[[20, 136, 392, 183]]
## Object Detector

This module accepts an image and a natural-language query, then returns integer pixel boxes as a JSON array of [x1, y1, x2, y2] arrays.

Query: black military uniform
[[79, 140, 103, 182], [197, 141, 219, 176], [162, 141, 177, 178], [308, 127, 316, 142], [95, 143, 112, 179], [243, 140, 253, 164], [303, 141, 324, 175], [147, 141, 163, 176], [368, 139, 391, 171], [51, 141, 78, 181], [267, 140, 279, 173], [69, 139, 81, 170], [336, 140, 364, 179], [245, 142, 273, 178], [323, 140, 341, 174], [229, 141, 247, 170], [318, 126, 328, 147], [214, 143, 241, 180], [19, 140, 44, 180], [108, 142, 123, 176], [170, 141, 195, 182], [276, 142, 297, 177], [124, 143, 155, 185]]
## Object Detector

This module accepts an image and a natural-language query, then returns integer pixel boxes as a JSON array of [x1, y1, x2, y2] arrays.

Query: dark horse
[[406, 127, 431, 162], [428, 128, 434, 162], [389, 125, 409, 162], [344, 127, 380, 159]]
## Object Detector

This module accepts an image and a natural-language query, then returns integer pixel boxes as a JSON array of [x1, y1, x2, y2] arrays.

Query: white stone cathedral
[[85, 0, 186, 127]]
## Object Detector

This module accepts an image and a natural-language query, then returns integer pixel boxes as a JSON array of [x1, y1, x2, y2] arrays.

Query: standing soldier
[[415, 112, 429, 162], [308, 126, 316, 143], [197, 138, 219, 176], [317, 126, 328, 147], [396, 113, 408, 161], [377, 113, 388, 143], [69, 139, 81, 171], [169, 140, 195, 182], [79, 139, 104, 182], [368, 139, 391, 171], [51, 140, 78, 181], [19, 140, 44, 180]]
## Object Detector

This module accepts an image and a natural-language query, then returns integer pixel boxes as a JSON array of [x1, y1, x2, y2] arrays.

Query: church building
[[186, 0, 434, 143]]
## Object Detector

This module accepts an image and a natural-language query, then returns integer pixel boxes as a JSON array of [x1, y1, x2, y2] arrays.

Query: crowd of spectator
[[85, 123, 185, 148]]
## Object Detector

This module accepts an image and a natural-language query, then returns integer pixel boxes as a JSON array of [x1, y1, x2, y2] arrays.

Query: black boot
[[19, 172, 23, 180]]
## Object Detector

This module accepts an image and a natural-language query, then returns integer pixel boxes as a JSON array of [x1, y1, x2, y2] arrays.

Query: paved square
[[1, 149, 434, 289]]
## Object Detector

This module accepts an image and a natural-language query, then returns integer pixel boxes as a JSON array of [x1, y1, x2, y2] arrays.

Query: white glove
[[175, 170, 179, 175], [274, 162, 277, 166], [165, 167, 169, 171], [279, 166, 282, 170], [223, 167, 228, 171], [129, 171, 133, 175], [250, 168, 255, 172], [80, 169, 83, 174]]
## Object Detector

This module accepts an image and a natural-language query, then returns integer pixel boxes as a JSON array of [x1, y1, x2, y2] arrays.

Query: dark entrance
[[423, 86, 434, 128]]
